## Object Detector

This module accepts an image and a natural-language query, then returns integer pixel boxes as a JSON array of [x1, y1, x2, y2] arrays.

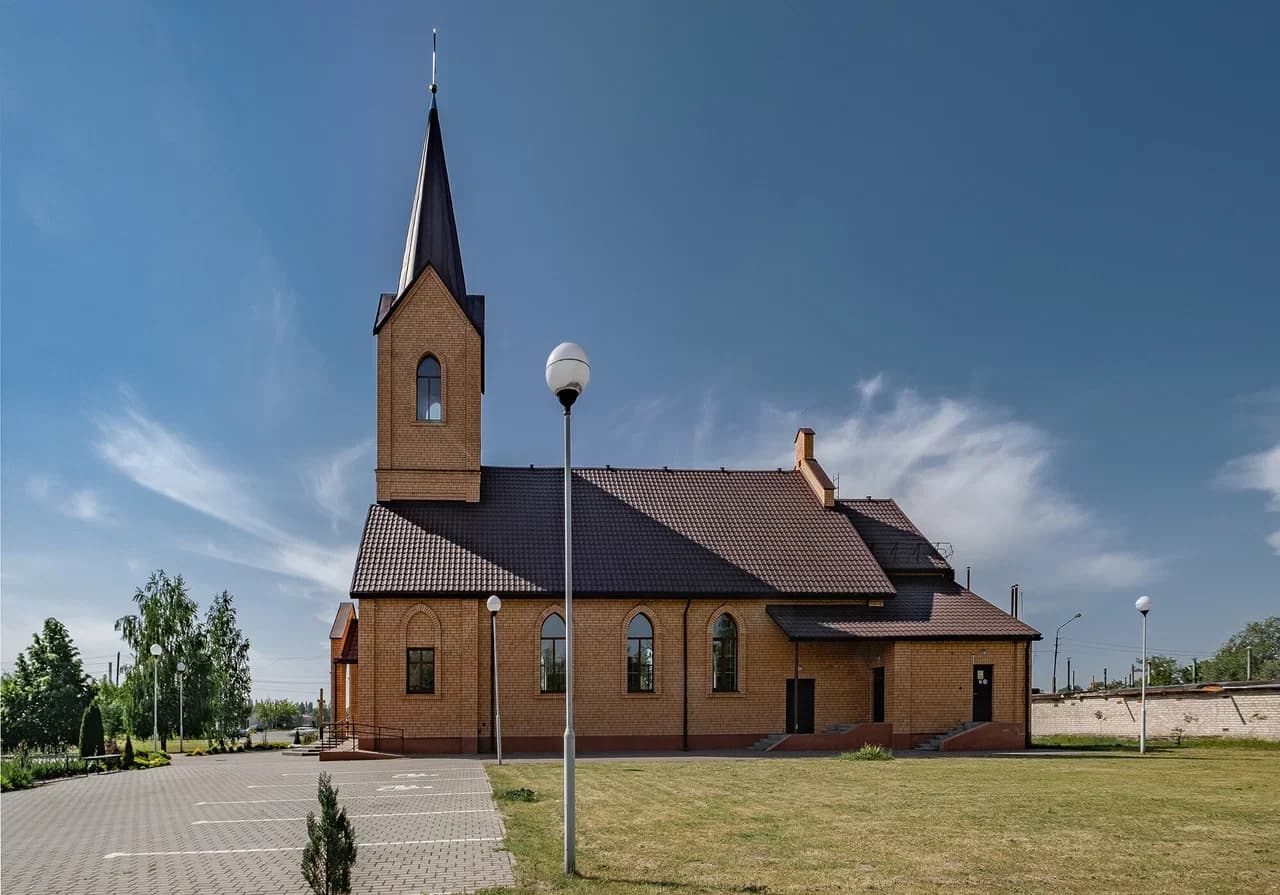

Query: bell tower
[[372, 72, 484, 503]]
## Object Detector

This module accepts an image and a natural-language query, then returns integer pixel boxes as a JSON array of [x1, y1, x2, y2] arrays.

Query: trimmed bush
[[78, 702, 105, 762], [123, 735, 134, 769]]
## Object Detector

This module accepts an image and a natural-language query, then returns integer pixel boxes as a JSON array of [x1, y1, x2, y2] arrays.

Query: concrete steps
[[912, 721, 978, 751], [748, 733, 789, 752]]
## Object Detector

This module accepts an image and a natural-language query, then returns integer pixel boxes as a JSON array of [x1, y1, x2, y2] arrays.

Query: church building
[[327, 83, 1041, 757]]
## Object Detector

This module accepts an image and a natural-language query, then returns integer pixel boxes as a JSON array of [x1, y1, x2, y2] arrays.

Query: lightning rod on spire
[[431, 28, 438, 95]]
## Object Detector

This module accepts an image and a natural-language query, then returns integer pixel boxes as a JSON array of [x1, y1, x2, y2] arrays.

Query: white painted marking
[[192, 808, 492, 825], [376, 784, 431, 792], [278, 770, 482, 777], [195, 790, 493, 806], [392, 772, 436, 778], [104, 837, 502, 859], [248, 779, 443, 788]]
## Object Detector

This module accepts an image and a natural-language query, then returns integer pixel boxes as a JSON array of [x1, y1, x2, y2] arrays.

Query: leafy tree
[[95, 676, 128, 740], [205, 590, 252, 745], [115, 571, 208, 747], [255, 698, 301, 729], [78, 702, 105, 759], [302, 773, 358, 895], [1201, 617, 1280, 682], [0, 619, 94, 749], [1143, 655, 1188, 686]]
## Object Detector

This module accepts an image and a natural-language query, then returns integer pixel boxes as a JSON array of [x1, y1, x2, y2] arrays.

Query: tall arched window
[[627, 614, 654, 692], [540, 613, 566, 693], [416, 355, 442, 421], [712, 613, 738, 692]]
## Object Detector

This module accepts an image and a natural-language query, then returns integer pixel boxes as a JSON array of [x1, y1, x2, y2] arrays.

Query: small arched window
[[416, 355, 442, 421], [627, 614, 654, 693], [540, 613, 566, 693], [712, 613, 738, 692]]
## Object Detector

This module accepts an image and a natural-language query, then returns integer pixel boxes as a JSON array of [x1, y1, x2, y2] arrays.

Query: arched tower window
[[627, 614, 655, 693], [712, 613, 738, 692], [540, 613, 566, 693], [416, 355, 442, 421]]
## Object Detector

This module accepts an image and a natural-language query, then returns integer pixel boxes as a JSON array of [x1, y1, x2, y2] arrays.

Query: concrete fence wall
[[1032, 686, 1280, 741]]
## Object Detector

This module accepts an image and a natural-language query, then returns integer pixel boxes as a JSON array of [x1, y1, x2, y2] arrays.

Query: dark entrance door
[[872, 667, 885, 723], [785, 678, 815, 734], [972, 664, 994, 722]]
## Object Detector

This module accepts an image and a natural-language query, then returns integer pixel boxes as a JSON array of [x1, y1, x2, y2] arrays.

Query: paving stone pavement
[[0, 752, 515, 895]]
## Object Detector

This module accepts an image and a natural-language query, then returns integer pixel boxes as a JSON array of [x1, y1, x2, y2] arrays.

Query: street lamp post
[[176, 661, 187, 753], [1052, 613, 1082, 694], [1136, 595, 1152, 753], [487, 595, 503, 765], [149, 643, 162, 752], [546, 341, 590, 876]]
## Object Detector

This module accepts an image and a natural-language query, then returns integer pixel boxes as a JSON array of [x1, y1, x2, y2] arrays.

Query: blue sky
[[3, 2, 1278, 700]]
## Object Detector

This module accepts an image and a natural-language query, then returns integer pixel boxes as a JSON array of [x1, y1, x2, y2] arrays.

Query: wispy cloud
[[95, 401, 352, 591], [717, 378, 1157, 593], [1217, 443, 1280, 555], [25, 475, 111, 524], [302, 440, 373, 532]]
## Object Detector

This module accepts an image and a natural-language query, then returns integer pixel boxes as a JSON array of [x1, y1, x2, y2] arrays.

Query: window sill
[[622, 690, 660, 698], [709, 690, 746, 697], [410, 420, 446, 427]]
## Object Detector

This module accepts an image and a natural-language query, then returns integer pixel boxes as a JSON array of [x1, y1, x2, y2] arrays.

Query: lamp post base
[[563, 728, 576, 874]]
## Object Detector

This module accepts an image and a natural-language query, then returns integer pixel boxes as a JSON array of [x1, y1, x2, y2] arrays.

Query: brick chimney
[[794, 428, 835, 507]]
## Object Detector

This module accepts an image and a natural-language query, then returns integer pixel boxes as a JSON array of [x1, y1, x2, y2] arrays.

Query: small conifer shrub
[[301, 772, 358, 895], [122, 735, 134, 769]]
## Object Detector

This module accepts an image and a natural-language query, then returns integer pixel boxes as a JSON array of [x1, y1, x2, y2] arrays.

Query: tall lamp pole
[[487, 595, 504, 765], [1135, 595, 1152, 753], [1052, 613, 1082, 694], [149, 643, 162, 752], [176, 661, 187, 753], [546, 341, 590, 876]]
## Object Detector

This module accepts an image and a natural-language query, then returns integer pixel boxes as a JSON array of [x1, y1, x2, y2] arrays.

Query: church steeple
[[398, 92, 466, 302]]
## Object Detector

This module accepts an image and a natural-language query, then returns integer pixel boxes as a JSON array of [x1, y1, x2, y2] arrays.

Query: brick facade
[[344, 596, 1028, 753], [375, 266, 482, 503]]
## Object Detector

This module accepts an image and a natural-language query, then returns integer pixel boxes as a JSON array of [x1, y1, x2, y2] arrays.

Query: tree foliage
[[205, 590, 252, 745], [78, 702, 105, 759], [115, 571, 210, 747], [255, 698, 301, 729], [302, 772, 358, 895], [1202, 616, 1280, 682], [0, 618, 95, 749]]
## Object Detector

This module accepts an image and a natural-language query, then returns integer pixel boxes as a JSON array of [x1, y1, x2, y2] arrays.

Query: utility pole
[[1052, 613, 1082, 693], [1192, 658, 1197, 682], [1104, 667, 1108, 688], [1246, 647, 1252, 680], [1067, 657, 1072, 691]]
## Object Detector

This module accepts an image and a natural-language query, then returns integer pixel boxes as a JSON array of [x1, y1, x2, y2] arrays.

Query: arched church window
[[541, 613, 566, 693], [627, 614, 655, 692], [417, 355, 442, 421], [712, 613, 738, 692]]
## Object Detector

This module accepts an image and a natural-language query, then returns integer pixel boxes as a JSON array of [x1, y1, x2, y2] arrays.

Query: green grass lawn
[[484, 746, 1280, 895]]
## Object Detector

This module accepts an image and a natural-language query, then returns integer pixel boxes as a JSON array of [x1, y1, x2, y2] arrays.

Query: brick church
[[327, 83, 1040, 756]]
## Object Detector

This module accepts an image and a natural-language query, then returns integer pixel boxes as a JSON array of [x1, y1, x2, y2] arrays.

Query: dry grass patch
[[484, 748, 1280, 894]]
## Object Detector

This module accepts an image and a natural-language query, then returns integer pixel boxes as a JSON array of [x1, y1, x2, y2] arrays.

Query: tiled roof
[[838, 499, 951, 572], [766, 579, 1041, 640], [352, 467, 893, 597]]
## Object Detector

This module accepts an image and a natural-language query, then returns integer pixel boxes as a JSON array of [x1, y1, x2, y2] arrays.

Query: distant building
[[328, 82, 1040, 755]]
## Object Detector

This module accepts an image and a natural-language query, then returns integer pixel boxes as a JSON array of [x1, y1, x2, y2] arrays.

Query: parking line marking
[[195, 790, 494, 806], [104, 837, 502, 859], [192, 808, 493, 825]]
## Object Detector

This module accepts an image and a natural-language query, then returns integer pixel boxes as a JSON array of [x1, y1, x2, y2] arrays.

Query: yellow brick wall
[[375, 266, 481, 503], [888, 639, 1028, 733], [352, 595, 1030, 743]]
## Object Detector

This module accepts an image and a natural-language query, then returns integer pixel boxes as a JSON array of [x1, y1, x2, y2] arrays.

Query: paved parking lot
[[0, 752, 514, 895]]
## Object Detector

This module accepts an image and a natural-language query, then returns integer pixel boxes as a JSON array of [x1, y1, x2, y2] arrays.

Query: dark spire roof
[[398, 95, 467, 302]]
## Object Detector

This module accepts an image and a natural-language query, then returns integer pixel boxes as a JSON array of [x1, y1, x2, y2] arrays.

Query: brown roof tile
[[838, 498, 951, 572], [766, 579, 1041, 640], [352, 467, 893, 597]]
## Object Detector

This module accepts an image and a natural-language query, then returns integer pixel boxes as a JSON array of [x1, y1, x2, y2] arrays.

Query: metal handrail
[[319, 721, 405, 755]]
